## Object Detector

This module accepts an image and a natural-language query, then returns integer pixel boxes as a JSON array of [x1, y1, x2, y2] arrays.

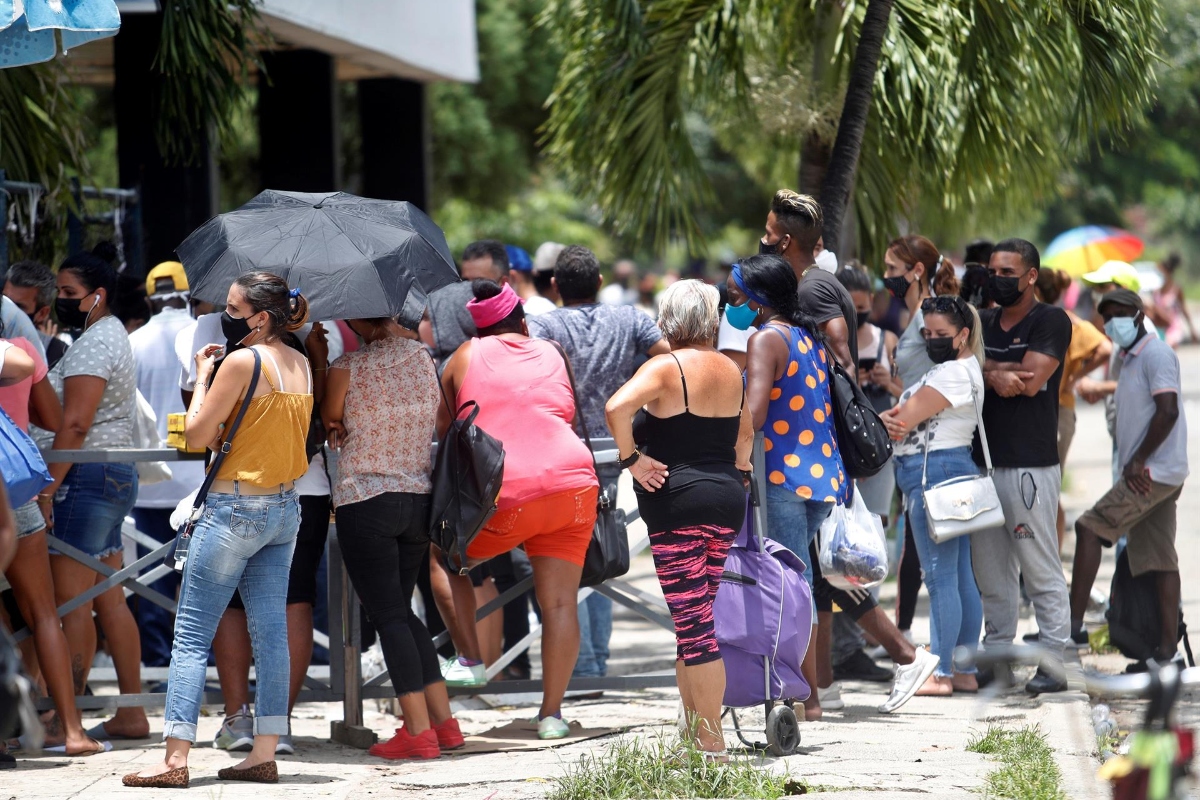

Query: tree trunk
[[819, 0, 894, 256], [798, 130, 831, 198]]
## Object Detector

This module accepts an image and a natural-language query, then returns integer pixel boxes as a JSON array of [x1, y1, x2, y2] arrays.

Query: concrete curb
[[1035, 689, 1107, 800]]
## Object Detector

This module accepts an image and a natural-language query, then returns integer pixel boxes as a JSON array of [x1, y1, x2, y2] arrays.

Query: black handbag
[[825, 345, 893, 479], [549, 343, 630, 588], [428, 354, 506, 575], [164, 349, 262, 573]]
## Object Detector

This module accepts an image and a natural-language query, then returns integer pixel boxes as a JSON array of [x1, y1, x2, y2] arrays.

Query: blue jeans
[[894, 447, 984, 677], [130, 508, 181, 667], [163, 489, 300, 742], [764, 483, 832, 588], [50, 463, 137, 559]]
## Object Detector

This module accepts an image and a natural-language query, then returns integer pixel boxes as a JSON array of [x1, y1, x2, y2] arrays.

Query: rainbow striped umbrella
[[1042, 226, 1143, 277]]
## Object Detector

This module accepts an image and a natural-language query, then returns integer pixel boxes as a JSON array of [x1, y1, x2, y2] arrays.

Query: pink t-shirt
[[457, 336, 596, 510], [0, 337, 47, 431]]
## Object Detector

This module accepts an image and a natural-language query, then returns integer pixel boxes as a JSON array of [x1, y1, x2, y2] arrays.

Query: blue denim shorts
[[50, 462, 138, 559], [14, 500, 45, 538]]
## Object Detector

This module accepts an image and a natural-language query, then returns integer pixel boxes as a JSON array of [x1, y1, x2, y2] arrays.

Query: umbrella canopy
[[0, 0, 120, 68], [177, 190, 460, 327], [1042, 225, 1144, 277]]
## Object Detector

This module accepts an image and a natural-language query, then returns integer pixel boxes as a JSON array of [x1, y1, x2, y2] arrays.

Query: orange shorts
[[467, 486, 598, 567]]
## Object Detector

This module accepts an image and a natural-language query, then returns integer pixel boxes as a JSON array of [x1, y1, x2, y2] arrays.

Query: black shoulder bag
[[164, 348, 262, 573], [428, 354, 506, 575], [825, 343, 893, 479], [549, 342, 630, 587]]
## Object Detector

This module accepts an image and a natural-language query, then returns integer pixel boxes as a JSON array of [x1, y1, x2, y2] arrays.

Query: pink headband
[[467, 282, 522, 329]]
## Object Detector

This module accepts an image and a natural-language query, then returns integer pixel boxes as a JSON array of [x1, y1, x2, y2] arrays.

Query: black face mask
[[758, 236, 783, 256], [221, 311, 254, 346], [55, 295, 96, 329], [883, 274, 911, 301], [925, 336, 958, 364], [856, 311, 871, 329], [987, 274, 1025, 307]]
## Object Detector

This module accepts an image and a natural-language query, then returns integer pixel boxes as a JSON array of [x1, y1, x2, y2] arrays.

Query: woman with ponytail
[[880, 294, 986, 697], [882, 235, 958, 643], [126, 273, 313, 788], [42, 243, 147, 750]]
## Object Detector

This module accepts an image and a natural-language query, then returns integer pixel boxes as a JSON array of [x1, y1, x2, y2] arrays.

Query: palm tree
[[0, 0, 264, 210], [542, 0, 1161, 259]]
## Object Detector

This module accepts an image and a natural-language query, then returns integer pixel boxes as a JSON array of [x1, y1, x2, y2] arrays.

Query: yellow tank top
[[214, 348, 313, 487]]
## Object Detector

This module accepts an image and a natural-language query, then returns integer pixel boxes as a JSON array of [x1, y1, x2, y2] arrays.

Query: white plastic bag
[[817, 489, 889, 590]]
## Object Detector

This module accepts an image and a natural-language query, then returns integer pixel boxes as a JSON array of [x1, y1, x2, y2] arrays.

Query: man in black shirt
[[975, 238, 1074, 695], [757, 190, 858, 369]]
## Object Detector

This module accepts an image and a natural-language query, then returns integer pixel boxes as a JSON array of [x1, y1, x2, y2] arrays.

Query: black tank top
[[631, 354, 746, 534]]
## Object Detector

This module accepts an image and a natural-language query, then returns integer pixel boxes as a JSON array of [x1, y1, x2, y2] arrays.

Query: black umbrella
[[176, 190, 459, 326]]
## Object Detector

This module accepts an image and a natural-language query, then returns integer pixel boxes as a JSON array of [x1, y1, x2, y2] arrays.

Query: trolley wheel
[[765, 704, 800, 756]]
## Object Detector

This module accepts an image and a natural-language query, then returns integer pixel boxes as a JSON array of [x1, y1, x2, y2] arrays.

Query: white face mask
[[815, 249, 838, 273]]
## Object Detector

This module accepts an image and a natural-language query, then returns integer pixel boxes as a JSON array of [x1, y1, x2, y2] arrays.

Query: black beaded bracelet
[[617, 449, 642, 470]]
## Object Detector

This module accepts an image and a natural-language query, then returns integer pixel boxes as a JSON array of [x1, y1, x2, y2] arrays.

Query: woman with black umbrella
[[125, 273, 312, 788]]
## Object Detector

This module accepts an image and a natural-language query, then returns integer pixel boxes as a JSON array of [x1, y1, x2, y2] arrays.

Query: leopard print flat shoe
[[217, 760, 278, 783], [122, 766, 189, 788]]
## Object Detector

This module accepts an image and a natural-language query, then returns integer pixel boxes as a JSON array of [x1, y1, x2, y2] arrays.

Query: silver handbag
[[921, 384, 1006, 544]]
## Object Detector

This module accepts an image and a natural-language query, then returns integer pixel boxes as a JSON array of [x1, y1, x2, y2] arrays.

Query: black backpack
[[1107, 548, 1193, 666], [825, 347, 893, 479], [429, 392, 505, 576]]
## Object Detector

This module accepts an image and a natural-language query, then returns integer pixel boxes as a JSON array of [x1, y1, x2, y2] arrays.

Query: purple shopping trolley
[[713, 486, 813, 756]]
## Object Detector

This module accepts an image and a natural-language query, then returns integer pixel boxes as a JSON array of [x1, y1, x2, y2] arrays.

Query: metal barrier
[[14, 440, 691, 747]]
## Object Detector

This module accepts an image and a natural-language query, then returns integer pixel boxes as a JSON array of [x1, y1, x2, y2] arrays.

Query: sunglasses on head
[[921, 295, 970, 327]]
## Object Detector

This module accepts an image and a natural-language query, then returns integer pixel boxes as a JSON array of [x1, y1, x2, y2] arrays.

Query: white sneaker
[[817, 683, 845, 710], [534, 715, 570, 740], [443, 659, 487, 687], [879, 647, 939, 714]]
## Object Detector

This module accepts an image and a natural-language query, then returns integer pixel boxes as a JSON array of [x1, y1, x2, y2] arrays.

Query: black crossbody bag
[[549, 342, 630, 588], [164, 349, 262, 573]]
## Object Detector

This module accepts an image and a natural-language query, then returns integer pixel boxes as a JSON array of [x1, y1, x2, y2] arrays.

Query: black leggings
[[896, 516, 922, 631], [336, 492, 441, 696]]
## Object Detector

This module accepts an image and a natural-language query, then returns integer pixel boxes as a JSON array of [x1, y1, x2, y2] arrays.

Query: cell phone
[[858, 358, 878, 372]]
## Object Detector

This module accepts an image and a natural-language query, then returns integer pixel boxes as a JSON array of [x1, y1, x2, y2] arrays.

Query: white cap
[[533, 242, 566, 274]]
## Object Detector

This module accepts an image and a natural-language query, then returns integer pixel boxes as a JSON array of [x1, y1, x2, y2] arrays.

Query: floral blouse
[[330, 335, 439, 507]]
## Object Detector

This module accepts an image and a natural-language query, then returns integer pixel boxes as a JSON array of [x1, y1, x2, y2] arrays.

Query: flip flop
[[46, 739, 113, 756], [84, 722, 149, 741]]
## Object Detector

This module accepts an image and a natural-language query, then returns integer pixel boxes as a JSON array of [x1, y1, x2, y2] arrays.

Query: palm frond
[[155, 0, 269, 165]]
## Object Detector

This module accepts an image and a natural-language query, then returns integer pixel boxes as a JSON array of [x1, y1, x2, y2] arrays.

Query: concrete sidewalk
[[20, 359, 1191, 799]]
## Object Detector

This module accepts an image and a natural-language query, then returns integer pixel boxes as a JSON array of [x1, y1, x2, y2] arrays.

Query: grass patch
[[549, 733, 817, 799], [966, 725, 1067, 800]]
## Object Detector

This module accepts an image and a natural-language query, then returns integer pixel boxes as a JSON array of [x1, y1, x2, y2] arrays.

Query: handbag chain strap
[[920, 364, 994, 488], [189, 348, 262, 520]]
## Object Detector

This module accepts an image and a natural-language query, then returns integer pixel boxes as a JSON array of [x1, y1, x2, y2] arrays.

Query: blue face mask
[[1104, 315, 1140, 350], [726, 300, 759, 331]]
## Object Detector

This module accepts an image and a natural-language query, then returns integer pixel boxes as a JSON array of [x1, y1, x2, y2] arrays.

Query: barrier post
[[328, 527, 377, 748]]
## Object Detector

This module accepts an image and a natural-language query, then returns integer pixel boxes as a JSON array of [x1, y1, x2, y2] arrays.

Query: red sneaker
[[368, 726, 440, 760], [433, 717, 465, 750]]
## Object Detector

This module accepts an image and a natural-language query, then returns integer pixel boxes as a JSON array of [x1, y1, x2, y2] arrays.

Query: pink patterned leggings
[[648, 524, 738, 666]]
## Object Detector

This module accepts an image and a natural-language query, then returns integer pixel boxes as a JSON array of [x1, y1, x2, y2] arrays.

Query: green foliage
[[155, 0, 268, 166], [542, 0, 1161, 261], [1040, 0, 1200, 270], [966, 725, 1067, 800], [430, 0, 561, 209], [549, 733, 796, 800]]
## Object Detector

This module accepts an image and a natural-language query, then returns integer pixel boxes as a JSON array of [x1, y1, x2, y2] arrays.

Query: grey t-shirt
[[428, 281, 476, 370], [527, 303, 662, 437], [895, 308, 936, 389], [47, 315, 137, 449], [1114, 334, 1189, 486]]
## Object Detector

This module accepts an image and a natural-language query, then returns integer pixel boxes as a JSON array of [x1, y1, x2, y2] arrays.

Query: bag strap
[[921, 366, 993, 487], [188, 348, 262, 519], [548, 341, 597, 468]]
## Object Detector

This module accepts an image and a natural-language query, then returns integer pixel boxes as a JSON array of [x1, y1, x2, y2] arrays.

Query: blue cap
[[506, 245, 533, 273]]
